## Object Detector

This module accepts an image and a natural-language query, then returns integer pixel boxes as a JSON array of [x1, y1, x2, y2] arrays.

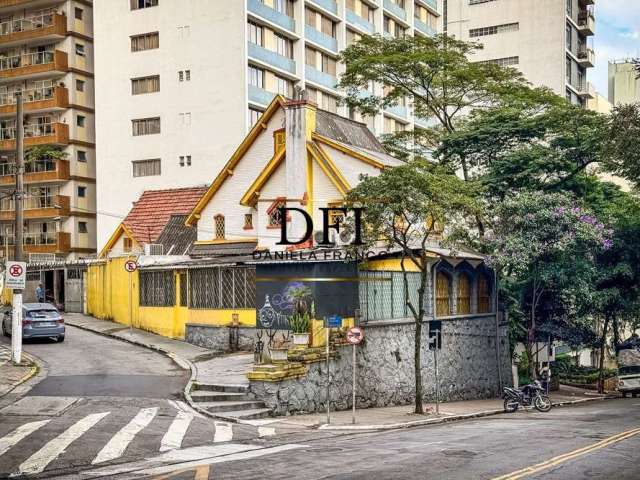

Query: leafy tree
[[485, 191, 611, 380], [604, 103, 640, 188], [347, 160, 479, 414]]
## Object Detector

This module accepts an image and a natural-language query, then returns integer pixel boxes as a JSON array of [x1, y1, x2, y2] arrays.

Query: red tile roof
[[123, 186, 208, 245]]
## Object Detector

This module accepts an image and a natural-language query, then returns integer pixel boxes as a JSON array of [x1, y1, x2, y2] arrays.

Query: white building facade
[[94, 0, 443, 248]]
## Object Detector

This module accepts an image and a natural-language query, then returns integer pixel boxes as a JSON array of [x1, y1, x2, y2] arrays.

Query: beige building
[[94, 0, 443, 249], [608, 59, 640, 106], [0, 0, 96, 262], [445, 0, 596, 107]]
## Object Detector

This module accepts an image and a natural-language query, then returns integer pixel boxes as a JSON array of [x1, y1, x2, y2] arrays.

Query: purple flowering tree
[[485, 191, 612, 380]]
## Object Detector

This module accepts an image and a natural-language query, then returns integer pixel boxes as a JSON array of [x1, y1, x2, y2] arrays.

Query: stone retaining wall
[[185, 324, 255, 354], [249, 315, 512, 415]]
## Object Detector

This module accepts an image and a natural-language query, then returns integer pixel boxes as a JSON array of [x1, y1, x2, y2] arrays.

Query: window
[[132, 158, 161, 177], [248, 108, 262, 129], [478, 56, 519, 67], [566, 24, 572, 51], [78, 221, 88, 234], [139, 271, 175, 307], [75, 43, 85, 57], [566, 57, 572, 83], [177, 25, 190, 38], [75, 7, 83, 20], [247, 65, 264, 88], [274, 129, 285, 152], [131, 0, 158, 10], [178, 71, 183, 82], [275, 34, 293, 58], [469, 23, 519, 38], [247, 21, 263, 46], [321, 52, 336, 75], [185, 70, 190, 81], [566, 0, 572, 16], [267, 199, 286, 227], [215, 215, 225, 239], [76, 79, 85, 92], [179, 155, 192, 167], [131, 32, 159, 52], [436, 272, 450, 316], [186, 155, 191, 166], [131, 75, 160, 95], [76, 115, 86, 127], [123, 237, 132, 252], [77, 150, 87, 162], [244, 213, 253, 230], [179, 156, 184, 166], [346, 29, 361, 47], [275, 75, 292, 96], [305, 8, 336, 38], [477, 274, 491, 313], [77, 186, 86, 198], [273, 0, 294, 16], [132, 117, 161, 136], [457, 273, 471, 314], [179, 112, 191, 126]]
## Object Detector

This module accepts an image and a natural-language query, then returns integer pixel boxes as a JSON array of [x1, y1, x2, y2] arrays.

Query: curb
[[317, 395, 616, 431], [0, 351, 40, 399]]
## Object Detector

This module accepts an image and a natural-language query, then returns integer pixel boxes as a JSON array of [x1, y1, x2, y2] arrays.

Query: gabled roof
[[156, 214, 198, 256], [315, 109, 386, 153]]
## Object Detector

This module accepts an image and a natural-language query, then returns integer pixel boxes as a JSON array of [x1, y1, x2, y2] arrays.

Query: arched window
[[436, 272, 450, 316], [478, 273, 491, 313], [214, 214, 225, 239], [457, 273, 471, 314]]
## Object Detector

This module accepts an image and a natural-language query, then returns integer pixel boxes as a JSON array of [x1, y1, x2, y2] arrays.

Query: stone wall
[[185, 324, 255, 354], [249, 315, 512, 416]]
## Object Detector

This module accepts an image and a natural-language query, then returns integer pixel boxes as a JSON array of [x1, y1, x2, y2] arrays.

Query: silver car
[[2, 303, 65, 342]]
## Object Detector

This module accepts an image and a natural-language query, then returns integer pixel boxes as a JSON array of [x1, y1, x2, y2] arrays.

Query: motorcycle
[[503, 380, 552, 413]]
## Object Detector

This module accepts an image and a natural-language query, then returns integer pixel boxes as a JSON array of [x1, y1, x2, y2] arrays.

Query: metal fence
[[359, 271, 422, 322], [140, 271, 175, 307], [188, 267, 255, 309]]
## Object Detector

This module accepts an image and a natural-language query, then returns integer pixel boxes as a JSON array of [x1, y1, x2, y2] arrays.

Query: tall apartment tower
[[608, 60, 640, 106], [445, 0, 595, 107], [0, 0, 96, 262], [94, 0, 442, 248]]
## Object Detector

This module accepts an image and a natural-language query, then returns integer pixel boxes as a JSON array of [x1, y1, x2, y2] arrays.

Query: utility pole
[[11, 92, 24, 364]]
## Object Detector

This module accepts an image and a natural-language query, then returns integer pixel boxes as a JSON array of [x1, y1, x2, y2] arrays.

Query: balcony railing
[[247, 0, 295, 32], [1, 194, 58, 211], [305, 65, 337, 90], [577, 47, 595, 67], [308, 0, 338, 15], [346, 10, 375, 34], [0, 122, 68, 150], [384, 0, 407, 21], [0, 13, 66, 44], [423, 0, 438, 12], [247, 42, 296, 73], [0, 85, 53, 106], [0, 159, 56, 177], [1, 121, 56, 140], [248, 84, 277, 106], [0, 231, 63, 247], [0, 50, 54, 71], [577, 11, 595, 35], [385, 104, 408, 119], [305, 25, 338, 52], [414, 18, 437, 36]]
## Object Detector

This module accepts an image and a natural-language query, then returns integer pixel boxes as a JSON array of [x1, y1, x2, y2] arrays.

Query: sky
[[591, 0, 640, 97]]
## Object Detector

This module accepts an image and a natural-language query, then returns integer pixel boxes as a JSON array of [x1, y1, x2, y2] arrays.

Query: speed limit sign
[[124, 260, 138, 273]]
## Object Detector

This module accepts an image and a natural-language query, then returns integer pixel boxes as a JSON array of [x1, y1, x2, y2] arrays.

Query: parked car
[[1, 303, 65, 342]]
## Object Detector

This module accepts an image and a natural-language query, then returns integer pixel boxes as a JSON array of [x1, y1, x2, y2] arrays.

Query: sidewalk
[[0, 344, 38, 398]]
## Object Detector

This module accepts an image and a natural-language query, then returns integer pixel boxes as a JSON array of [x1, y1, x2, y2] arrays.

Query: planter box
[[293, 333, 310, 346], [269, 347, 289, 363]]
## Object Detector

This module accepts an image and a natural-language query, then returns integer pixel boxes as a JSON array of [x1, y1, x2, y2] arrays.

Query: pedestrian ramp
[[0, 403, 276, 477]]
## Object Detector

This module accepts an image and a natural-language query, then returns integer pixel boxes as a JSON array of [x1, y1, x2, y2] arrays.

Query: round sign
[[9, 264, 23, 277], [346, 327, 364, 345], [124, 260, 138, 273]]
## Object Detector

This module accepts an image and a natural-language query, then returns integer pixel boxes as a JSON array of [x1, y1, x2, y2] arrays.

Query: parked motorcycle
[[503, 380, 552, 413]]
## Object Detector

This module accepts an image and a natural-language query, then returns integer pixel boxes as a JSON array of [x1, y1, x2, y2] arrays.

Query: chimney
[[284, 99, 316, 245]]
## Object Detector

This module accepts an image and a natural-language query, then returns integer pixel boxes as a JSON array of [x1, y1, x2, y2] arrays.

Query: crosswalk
[[0, 404, 275, 477]]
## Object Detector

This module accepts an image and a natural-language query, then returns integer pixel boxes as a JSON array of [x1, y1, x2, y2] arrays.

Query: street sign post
[[5, 261, 26, 290], [324, 315, 343, 425], [346, 326, 364, 424], [124, 260, 138, 330]]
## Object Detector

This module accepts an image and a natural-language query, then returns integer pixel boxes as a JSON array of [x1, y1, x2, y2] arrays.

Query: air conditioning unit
[[144, 244, 164, 255], [312, 228, 355, 247]]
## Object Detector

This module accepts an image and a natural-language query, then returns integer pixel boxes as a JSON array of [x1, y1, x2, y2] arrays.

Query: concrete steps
[[190, 383, 272, 420]]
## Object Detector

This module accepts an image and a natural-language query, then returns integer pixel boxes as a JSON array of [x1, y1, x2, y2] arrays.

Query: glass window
[[457, 273, 471, 314], [477, 274, 491, 313], [132, 159, 161, 177], [436, 272, 450, 316], [77, 186, 86, 198], [248, 108, 263, 129], [76, 115, 85, 127], [244, 213, 253, 229], [215, 215, 225, 239], [75, 43, 85, 56], [275, 34, 293, 58], [132, 117, 161, 136], [75, 8, 83, 20], [247, 22, 263, 46], [131, 75, 160, 94], [131, 32, 159, 52], [247, 65, 264, 88], [78, 221, 87, 233], [131, 0, 158, 10], [76, 79, 85, 92], [77, 150, 87, 162]]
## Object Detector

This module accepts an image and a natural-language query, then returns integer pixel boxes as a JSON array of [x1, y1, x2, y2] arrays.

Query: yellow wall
[[365, 258, 423, 272]]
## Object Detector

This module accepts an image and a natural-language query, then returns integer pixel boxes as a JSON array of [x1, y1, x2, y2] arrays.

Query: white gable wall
[[256, 161, 287, 251], [319, 144, 383, 187]]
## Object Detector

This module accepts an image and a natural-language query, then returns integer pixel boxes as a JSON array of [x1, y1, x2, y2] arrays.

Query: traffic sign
[[5, 261, 26, 289], [346, 326, 364, 345], [325, 315, 342, 328], [124, 260, 138, 273]]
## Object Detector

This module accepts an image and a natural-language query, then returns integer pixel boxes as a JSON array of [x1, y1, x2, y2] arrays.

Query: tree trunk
[[598, 315, 611, 394]]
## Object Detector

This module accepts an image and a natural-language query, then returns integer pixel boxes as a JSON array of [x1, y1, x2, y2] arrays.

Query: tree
[[347, 160, 479, 413], [485, 191, 612, 380], [604, 103, 640, 188]]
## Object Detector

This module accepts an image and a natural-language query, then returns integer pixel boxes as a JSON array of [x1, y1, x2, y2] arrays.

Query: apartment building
[[608, 59, 640, 106], [445, 0, 596, 107], [94, 0, 442, 248], [0, 0, 95, 262]]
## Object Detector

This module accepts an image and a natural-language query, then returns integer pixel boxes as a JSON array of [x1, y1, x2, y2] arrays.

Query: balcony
[[0, 121, 69, 150], [247, 0, 295, 33], [305, 25, 338, 53], [0, 194, 70, 221], [346, 10, 375, 34], [0, 158, 70, 186], [0, 13, 66, 48], [248, 84, 277, 106], [305, 65, 337, 90], [247, 42, 296, 74], [0, 231, 71, 255], [577, 11, 595, 35], [0, 50, 68, 81], [577, 47, 595, 68], [414, 18, 436, 36], [385, 104, 408, 119], [308, 0, 338, 15], [414, 116, 430, 128], [576, 81, 595, 99], [384, 0, 407, 22], [0, 85, 68, 116]]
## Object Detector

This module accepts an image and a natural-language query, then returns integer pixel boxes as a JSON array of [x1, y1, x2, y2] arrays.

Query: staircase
[[189, 383, 272, 421]]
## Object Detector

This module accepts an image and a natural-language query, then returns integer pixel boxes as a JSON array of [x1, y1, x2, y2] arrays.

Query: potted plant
[[289, 312, 310, 346], [268, 335, 289, 363]]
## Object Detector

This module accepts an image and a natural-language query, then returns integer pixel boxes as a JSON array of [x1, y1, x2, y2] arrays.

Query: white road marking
[[258, 426, 276, 437], [0, 420, 50, 457], [17, 412, 110, 476], [213, 421, 233, 443], [92, 407, 157, 464], [159, 411, 193, 452]]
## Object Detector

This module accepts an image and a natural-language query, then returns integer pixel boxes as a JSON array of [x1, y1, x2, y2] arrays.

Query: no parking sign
[[5, 261, 26, 289]]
